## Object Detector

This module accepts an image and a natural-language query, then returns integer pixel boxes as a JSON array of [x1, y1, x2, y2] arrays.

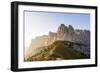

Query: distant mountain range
[[25, 24, 90, 61]]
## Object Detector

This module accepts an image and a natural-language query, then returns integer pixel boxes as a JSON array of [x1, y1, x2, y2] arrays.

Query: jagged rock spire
[[68, 24, 74, 31], [57, 24, 67, 33]]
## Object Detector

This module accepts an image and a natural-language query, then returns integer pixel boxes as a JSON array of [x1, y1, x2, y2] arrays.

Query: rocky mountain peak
[[60, 24, 66, 27], [68, 25, 74, 31], [57, 24, 67, 33], [58, 24, 67, 30], [57, 24, 74, 33], [25, 24, 90, 60]]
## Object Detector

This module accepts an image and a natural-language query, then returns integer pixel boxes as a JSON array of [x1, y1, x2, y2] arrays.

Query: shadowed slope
[[25, 41, 88, 61]]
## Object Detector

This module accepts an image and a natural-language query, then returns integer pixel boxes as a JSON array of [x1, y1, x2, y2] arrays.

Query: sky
[[24, 11, 90, 48]]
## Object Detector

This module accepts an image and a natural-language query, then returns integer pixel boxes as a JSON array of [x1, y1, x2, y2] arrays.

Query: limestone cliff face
[[25, 24, 90, 60], [29, 24, 90, 48], [57, 24, 90, 45], [48, 32, 57, 44], [57, 24, 74, 41], [56, 24, 90, 56]]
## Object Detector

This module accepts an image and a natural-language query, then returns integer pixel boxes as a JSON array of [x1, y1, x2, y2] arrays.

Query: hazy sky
[[24, 11, 90, 47]]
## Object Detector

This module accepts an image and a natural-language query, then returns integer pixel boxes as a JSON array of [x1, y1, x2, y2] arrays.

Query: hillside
[[25, 41, 89, 61]]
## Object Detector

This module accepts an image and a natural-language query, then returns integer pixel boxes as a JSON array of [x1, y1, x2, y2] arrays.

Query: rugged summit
[[57, 24, 74, 41], [57, 24, 90, 44], [25, 24, 90, 60]]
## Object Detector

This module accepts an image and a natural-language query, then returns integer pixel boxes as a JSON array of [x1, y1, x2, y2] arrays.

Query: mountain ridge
[[25, 24, 90, 61], [25, 40, 89, 61]]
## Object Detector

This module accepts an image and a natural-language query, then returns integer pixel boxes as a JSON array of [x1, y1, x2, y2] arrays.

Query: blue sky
[[24, 11, 90, 47]]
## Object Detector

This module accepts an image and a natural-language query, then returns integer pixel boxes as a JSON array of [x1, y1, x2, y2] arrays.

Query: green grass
[[26, 40, 89, 61]]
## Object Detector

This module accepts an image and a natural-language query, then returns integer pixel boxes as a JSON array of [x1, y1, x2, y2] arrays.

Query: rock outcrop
[[25, 24, 90, 60]]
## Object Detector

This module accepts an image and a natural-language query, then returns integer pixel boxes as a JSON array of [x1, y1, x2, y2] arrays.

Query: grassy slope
[[26, 41, 88, 61]]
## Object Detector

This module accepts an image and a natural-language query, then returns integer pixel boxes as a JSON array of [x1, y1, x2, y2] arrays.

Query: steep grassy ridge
[[25, 41, 88, 61]]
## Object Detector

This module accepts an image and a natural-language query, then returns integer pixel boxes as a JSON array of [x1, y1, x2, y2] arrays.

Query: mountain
[[25, 41, 89, 61], [24, 24, 90, 61], [25, 35, 49, 59], [57, 24, 74, 41], [57, 24, 90, 44]]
